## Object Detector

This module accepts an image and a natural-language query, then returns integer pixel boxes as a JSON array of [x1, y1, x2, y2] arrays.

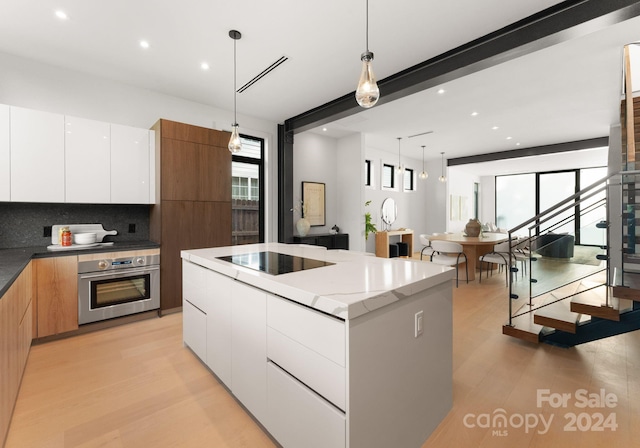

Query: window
[[365, 159, 372, 186], [382, 164, 394, 189], [232, 136, 264, 245], [495, 166, 607, 242], [404, 168, 414, 191]]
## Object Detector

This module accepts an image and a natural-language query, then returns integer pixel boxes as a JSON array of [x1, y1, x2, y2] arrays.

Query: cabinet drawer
[[267, 295, 345, 367], [267, 327, 345, 410], [267, 362, 345, 448], [183, 299, 207, 363], [182, 261, 209, 312]]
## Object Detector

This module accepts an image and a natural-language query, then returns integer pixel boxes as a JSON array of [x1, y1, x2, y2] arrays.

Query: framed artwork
[[302, 181, 326, 226]]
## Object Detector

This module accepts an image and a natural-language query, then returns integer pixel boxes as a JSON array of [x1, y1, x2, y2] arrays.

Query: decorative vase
[[465, 219, 481, 237], [296, 218, 311, 237]]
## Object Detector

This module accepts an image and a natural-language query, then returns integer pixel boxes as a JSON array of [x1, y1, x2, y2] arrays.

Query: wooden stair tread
[[569, 283, 632, 320], [533, 296, 585, 334], [503, 304, 544, 343]]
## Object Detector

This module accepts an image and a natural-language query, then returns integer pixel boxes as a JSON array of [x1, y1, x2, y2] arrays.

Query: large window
[[496, 166, 607, 243], [232, 136, 264, 245]]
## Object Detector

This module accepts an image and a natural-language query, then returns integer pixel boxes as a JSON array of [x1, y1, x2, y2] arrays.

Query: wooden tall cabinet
[[0, 262, 33, 446], [150, 119, 232, 312]]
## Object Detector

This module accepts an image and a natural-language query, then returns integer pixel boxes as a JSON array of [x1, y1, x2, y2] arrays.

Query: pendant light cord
[[233, 38, 237, 126], [365, 0, 369, 52]]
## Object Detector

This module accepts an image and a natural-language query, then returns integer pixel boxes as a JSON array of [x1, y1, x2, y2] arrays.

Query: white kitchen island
[[181, 243, 454, 448]]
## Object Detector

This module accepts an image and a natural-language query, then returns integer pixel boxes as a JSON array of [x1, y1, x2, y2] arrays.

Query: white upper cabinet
[[110, 124, 151, 204], [64, 116, 111, 203], [10, 106, 65, 203], [0, 104, 9, 201]]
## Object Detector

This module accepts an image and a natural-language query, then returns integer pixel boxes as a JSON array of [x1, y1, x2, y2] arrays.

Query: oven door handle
[[79, 265, 159, 280]]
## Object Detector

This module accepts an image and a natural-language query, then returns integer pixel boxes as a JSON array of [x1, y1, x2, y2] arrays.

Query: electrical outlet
[[415, 310, 424, 338], [43, 226, 52, 237], [128, 223, 136, 233]]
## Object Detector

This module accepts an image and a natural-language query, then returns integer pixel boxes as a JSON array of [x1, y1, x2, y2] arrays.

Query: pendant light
[[228, 30, 242, 153], [396, 137, 403, 173], [355, 0, 379, 108], [438, 152, 447, 182], [419, 145, 428, 179]]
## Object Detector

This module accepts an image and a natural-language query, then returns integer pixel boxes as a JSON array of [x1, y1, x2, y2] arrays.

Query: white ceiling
[[0, 1, 638, 166]]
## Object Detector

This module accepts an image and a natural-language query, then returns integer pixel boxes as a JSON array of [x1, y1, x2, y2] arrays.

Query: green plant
[[364, 200, 377, 240]]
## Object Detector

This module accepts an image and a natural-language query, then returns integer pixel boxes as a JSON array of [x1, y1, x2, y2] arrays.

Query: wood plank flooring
[[5, 256, 640, 448]]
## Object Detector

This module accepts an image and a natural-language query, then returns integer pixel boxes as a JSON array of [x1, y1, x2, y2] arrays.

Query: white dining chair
[[430, 240, 468, 287], [419, 234, 435, 260], [478, 241, 515, 286]]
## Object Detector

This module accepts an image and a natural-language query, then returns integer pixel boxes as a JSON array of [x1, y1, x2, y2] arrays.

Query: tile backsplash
[[0, 203, 150, 248]]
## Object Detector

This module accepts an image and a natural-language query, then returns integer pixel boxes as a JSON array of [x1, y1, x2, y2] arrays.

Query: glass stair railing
[[503, 173, 613, 344]]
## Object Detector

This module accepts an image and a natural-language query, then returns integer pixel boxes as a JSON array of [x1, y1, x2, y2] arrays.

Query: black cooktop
[[217, 251, 334, 275]]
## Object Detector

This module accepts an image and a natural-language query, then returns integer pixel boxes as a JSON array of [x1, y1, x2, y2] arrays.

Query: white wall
[[0, 51, 280, 241], [446, 166, 480, 233], [293, 132, 338, 235], [363, 138, 441, 254]]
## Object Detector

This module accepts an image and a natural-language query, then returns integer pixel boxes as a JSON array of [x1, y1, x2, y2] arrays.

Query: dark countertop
[[0, 241, 160, 298]]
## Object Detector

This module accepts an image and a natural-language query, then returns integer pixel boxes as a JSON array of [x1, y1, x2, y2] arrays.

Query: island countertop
[[181, 242, 454, 320]]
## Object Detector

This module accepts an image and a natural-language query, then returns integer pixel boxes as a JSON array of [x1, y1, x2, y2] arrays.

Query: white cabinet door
[[110, 124, 150, 204], [231, 281, 267, 424], [206, 271, 232, 388], [10, 106, 65, 202], [183, 299, 207, 363], [64, 116, 111, 203], [0, 104, 9, 201]]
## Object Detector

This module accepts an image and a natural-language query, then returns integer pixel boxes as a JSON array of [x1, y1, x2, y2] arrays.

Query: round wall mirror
[[381, 198, 397, 229]]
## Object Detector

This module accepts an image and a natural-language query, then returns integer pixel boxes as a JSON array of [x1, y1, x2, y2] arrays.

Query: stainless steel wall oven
[[78, 253, 160, 324]]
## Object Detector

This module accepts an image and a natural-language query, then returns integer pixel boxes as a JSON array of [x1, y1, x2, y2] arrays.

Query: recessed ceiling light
[[516, 142, 521, 146], [437, 88, 445, 94], [55, 10, 68, 20], [492, 126, 499, 130], [201, 62, 210, 70], [322, 127, 327, 132], [139, 40, 150, 49], [471, 111, 478, 116], [506, 136, 512, 140]]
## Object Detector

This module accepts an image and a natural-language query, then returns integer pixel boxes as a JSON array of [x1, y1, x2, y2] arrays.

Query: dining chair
[[430, 240, 468, 287], [419, 234, 434, 260], [478, 241, 514, 285]]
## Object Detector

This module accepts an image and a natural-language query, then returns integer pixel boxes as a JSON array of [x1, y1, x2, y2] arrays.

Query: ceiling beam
[[447, 137, 609, 166], [283, 0, 640, 134]]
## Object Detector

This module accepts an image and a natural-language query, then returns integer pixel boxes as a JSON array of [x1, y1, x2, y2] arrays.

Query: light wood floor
[[5, 259, 640, 448]]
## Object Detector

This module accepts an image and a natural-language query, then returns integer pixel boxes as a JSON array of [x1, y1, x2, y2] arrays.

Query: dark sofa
[[531, 233, 575, 258]]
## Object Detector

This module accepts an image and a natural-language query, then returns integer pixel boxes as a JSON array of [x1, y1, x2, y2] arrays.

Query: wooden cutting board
[[51, 224, 118, 245]]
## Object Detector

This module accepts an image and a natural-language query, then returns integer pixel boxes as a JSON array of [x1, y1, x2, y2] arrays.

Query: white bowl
[[73, 232, 97, 245]]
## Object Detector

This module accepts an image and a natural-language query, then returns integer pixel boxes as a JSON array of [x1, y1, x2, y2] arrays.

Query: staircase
[[501, 170, 640, 347], [502, 44, 640, 347]]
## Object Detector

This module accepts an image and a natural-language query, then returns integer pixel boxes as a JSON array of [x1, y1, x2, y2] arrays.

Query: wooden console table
[[375, 230, 414, 258]]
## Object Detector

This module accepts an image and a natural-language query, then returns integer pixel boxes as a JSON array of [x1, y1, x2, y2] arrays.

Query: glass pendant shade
[[439, 151, 447, 182], [228, 124, 242, 153], [356, 52, 379, 108]]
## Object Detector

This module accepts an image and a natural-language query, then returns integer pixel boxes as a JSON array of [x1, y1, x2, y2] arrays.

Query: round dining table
[[428, 232, 508, 281]]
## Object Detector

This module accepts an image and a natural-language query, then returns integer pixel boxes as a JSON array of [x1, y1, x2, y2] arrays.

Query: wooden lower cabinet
[[0, 262, 33, 446], [34, 256, 78, 338]]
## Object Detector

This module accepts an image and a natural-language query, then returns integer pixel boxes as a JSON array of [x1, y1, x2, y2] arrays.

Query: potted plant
[[365, 200, 377, 240]]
